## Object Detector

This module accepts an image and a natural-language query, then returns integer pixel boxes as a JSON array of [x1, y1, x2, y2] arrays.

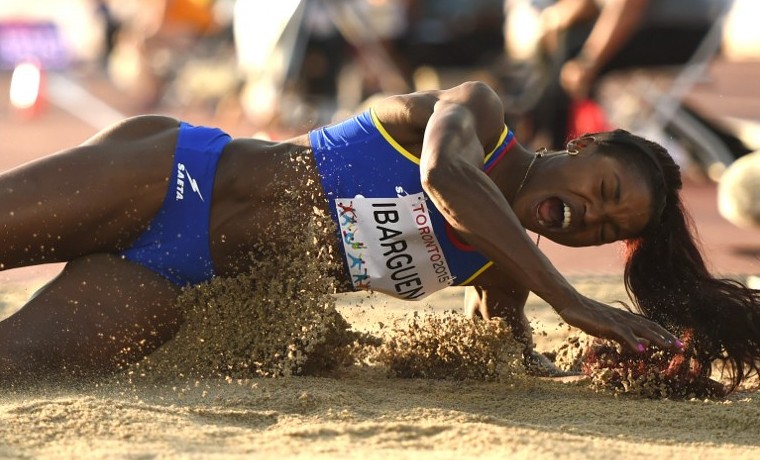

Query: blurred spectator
[[402, 0, 504, 68], [106, 0, 235, 108], [94, 0, 122, 68], [235, 0, 411, 134], [504, 0, 738, 153], [234, 0, 506, 135]]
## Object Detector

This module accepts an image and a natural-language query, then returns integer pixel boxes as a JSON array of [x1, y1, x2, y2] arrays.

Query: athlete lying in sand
[[1, 81, 758, 387]]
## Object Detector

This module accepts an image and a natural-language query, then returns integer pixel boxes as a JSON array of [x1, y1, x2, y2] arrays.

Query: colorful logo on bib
[[336, 189, 454, 300]]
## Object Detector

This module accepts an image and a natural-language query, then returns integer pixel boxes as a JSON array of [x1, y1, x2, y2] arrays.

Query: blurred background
[[1, 0, 760, 279], [0, 0, 509, 141]]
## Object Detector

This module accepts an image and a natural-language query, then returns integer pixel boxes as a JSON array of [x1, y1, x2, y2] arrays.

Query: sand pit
[[3, 103, 760, 458], [3, 273, 760, 459]]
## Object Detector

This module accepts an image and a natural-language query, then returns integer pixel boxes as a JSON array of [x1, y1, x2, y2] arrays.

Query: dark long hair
[[596, 130, 760, 391]]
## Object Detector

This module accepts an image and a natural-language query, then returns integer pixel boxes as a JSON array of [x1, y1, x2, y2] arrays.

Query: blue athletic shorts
[[121, 122, 231, 286]]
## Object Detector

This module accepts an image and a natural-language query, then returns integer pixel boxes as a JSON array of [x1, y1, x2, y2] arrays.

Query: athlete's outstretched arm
[[418, 82, 679, 352]]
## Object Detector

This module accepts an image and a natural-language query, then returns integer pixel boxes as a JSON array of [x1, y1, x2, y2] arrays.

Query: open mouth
[[536, 197, 572, 229]]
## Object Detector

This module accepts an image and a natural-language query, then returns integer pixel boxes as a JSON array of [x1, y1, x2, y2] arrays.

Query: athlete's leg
[[0, 254, 182, 378], [0, 116, 179, 270]]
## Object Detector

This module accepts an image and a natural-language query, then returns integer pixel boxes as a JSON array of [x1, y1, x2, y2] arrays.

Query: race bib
[[335, 191, 454, 300]]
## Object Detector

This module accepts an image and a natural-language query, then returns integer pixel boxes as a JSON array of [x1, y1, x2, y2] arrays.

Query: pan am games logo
[[336, 189, 454, 300]]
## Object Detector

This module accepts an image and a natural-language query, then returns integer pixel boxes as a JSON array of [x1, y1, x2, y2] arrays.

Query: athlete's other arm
[[466, 282, 568, 375], [464, 283, 531, 345], [417, 81, 679, 352]]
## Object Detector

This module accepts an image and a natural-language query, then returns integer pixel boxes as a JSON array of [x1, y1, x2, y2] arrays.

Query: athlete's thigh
[[0, 254, 183, 376], [0, 116, 179, 269]]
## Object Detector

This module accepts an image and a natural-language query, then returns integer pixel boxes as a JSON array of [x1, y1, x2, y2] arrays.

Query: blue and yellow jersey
[[309, 109, 516, 300]]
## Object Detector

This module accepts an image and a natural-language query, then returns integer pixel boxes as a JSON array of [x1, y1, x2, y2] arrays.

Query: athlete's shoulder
[[368, 90, 438, 147], [439, 81, 505, 129], [373, 81, 504, 141]]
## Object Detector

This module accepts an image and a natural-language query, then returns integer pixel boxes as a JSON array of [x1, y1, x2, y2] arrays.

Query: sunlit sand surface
[[3, 272, 760, 459]]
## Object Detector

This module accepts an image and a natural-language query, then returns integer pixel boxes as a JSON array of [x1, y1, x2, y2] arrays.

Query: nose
[[584, 201, 607, 226]]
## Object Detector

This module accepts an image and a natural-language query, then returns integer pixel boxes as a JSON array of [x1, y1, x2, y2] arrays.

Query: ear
[[566, 135, 596, 156]]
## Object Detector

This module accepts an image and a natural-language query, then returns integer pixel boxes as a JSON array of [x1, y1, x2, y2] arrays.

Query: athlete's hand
[[560, 58, 596, 100], [556, 295, 683, 353]]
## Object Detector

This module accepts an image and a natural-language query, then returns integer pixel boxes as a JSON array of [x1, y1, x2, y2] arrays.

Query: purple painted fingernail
[[636, 344, 646, 353], [675, 340, 684, 349]]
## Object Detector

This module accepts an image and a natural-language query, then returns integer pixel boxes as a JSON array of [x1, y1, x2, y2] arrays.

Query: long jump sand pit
[[2, 272, 760, 459]]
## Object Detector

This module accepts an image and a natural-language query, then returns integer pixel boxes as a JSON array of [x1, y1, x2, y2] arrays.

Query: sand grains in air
[[127, 154, 530, 385], [372, 311, 526, 381], [134, 200, 357, 379]]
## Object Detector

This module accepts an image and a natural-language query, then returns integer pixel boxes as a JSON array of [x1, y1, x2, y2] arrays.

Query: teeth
[[562, 202, 571, 229]]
